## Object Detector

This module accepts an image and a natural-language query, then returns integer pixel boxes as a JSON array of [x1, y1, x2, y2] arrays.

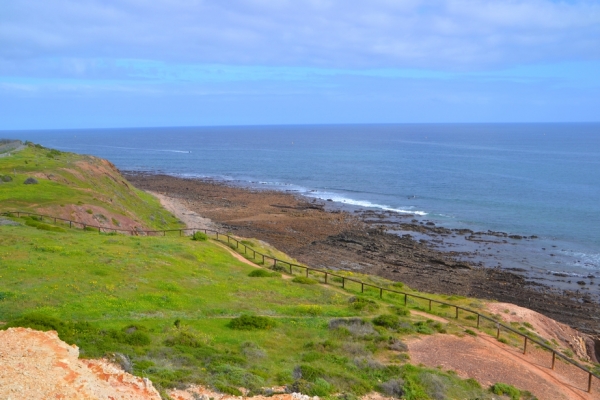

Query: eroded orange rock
[[0, 327, 161, 400]]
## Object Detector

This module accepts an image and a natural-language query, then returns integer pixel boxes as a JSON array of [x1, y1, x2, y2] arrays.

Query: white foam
[[307, 193, 428, 215]]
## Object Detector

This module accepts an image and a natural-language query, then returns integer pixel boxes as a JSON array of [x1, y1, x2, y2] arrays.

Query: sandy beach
[[125, 172, 600, 340]]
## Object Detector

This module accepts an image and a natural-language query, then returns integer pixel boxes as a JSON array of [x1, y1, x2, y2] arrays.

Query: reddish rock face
[[0, 327, 161, 400]]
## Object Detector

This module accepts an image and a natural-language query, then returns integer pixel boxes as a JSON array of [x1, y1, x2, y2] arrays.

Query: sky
[[1, 0, 600, 129]]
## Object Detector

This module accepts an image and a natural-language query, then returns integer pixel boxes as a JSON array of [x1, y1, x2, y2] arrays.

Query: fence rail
[[2, 210, 599, 393]]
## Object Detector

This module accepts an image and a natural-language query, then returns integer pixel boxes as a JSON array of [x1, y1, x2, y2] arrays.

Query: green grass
[[0, 220, 501, 399], [0, 143, 180, 231]]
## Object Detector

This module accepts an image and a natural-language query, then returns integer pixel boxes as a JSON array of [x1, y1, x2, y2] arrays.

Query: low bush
[[348, 297, 380, 312], [1, 175, 12, 182], [23, 177, 38, 185], [191, 231, 208, 241], [292, 276, 318, 285], [389, 306, 410, 316], [491, 383, 520, 400], [271, 264, 287, 273], [329, 318, 377, 337], [293, 364, 326, 382], [240, 341, 267, 360], [379, 379, 405, 398], [165, 329, 207, 348], [228, 314, 276, 330], [372, 314, 400, 329], [413, 321, 434, 335], [248, 269, 280, 278]]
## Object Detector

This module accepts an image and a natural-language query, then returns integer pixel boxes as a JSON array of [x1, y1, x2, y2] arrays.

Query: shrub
[[372, 314, 400, 329], [240, 341, 267, 359], [491, 383, 520, 400], [165, 329, 207, 348], [1, 175, 12, 182], [248, 269, 280, 278], [293, 364, 326, 382], [191, 231, 208, 241], [292, 276, 318, 285], [388, 338, 408, 352], [228, 314, 275, 330], [86, 209, 93, 214], [23, 177, 38, 184], [271, 264, 287, 273], [329, 318, 377, 337], [389, 306, 410, 316], [379, 379, 405, 398], [348, 297, 380, 312], [413, 321, 434, 334]]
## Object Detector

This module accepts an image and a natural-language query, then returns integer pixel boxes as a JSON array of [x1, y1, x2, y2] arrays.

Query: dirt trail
[[407, 330, 598, 400]]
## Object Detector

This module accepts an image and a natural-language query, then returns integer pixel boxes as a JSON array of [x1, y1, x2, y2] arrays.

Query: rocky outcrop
[[0, 327, 161, 400]]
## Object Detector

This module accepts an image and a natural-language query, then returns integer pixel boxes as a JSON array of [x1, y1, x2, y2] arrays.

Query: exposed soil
[[125, 173, 600, 344], [407, 332, 599, 400], [0, 327, 161, 399]]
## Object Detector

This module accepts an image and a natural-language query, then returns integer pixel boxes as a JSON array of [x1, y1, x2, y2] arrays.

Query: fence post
[[551, 352, 556, 370], [290, 264, 292, 274], [342, 277, 345, 289], [361, 283, 364, 293], [98, 227, 101, 234], [588, 372, 592, 393], [216, 232, 219, 239], [273, 258, 276, 267], [456, 307, 459, 319], [429, 299, 432, 311], [306, 268, 309, 277], [523, 337, 528, 354], [404, 293, 407, 306], [325, 273, 328, 284], [496, 325, 500, 339], [477, 314, 480, 328], [69, 221, 72, 228], [380, 288, 383, 298], [262, 254, 264, 264], [179, 230, 182, 237]]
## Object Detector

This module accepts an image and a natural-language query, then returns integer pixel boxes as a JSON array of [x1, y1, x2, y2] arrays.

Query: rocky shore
[[125, 172, 600, 343]]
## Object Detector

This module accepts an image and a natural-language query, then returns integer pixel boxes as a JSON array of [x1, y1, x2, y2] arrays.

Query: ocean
[[6, 123, 600, 283]]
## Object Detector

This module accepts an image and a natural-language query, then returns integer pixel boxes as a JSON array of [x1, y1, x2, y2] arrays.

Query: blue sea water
[[6, 123, 600, 279]]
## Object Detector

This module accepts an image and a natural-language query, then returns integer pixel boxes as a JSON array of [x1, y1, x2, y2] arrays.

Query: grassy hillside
[[0, 219, 505, 399], [0, 142, 180, 230]]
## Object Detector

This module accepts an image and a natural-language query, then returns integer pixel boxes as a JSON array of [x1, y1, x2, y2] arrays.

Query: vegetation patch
[[491, 382, 521, 400], [292, 276, 318, 285], [348, 296, 380, 312], [191, 231, 208, 241], [228, 315, 276, 330], [248, 269, 280, 278]]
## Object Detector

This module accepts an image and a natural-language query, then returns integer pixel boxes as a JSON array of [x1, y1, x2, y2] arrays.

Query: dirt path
[[407, 331, 598, 400], [150, 190, 217, 232]]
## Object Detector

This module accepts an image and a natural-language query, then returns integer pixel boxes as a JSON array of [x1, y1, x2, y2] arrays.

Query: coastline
[[125, 171, 600, 336]]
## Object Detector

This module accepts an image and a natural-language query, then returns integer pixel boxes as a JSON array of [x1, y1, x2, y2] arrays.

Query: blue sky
[[1, 0, 599, 129]]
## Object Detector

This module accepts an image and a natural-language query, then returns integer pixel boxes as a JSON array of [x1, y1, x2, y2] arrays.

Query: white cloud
[[0, 0, 599, 74]]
